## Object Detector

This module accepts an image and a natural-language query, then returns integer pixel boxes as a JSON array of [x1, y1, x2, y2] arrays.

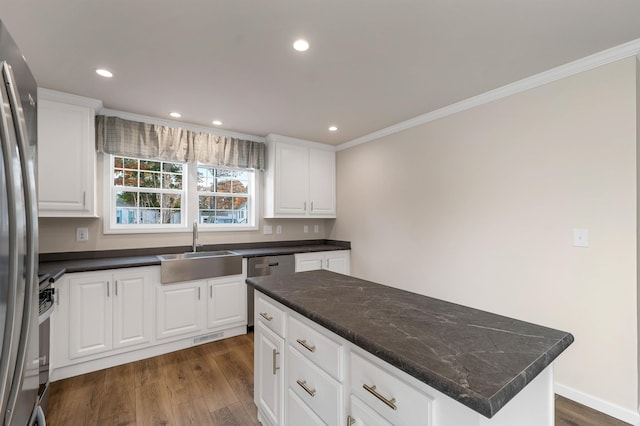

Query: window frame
[[103, 154, 259, 234]]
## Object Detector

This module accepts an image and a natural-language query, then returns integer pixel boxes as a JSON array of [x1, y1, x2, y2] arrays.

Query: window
[[197, 166, 252, 225], [106, 155, 257, 232]]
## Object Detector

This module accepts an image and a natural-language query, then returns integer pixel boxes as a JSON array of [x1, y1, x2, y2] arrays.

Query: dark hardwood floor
[[47, 333, 629, 425]]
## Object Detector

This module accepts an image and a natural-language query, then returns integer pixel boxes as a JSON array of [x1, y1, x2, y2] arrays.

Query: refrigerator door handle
[[0, 59, 26, 423], [2, 61, 37, 424]]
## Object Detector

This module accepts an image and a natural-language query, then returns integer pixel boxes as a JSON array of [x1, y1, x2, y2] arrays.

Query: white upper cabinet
[[264, 134, 336, 218], [37, 89, 102, 217]]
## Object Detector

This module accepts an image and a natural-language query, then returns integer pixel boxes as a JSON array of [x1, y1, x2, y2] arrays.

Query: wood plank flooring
[[47, 332, 630, 425]]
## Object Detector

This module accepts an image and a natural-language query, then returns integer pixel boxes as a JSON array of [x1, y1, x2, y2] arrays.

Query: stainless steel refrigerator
[[0, 19, 41, 426]]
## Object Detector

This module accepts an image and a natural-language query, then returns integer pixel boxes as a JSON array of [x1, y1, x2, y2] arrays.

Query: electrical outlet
[[573, 228, 588, 247], [76, 227, 89, 242], [314, 224, 319, 233], [276, 225, 282, 234]]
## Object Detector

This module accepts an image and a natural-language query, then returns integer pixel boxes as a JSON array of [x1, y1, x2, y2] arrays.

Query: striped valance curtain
[[95, 115, 265, 170]]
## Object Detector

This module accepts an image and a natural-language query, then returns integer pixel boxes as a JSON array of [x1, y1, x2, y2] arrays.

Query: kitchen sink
[[158, 250, 242, 284]]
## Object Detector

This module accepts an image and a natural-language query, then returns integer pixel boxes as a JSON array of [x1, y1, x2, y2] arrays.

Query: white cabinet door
[[156, 281, 205, 340], [37, 90, 101, 217], [349, 395, 393, 426], [308, 148, 336, 217], [287, 389, 325, 426], [325, 251, 351, 275], [68, 272, 113, 359], [264, 135, 336, 219], [275, 142, 309, 215], [255, 322, 284, 426], [207, 276, 246, 329], [112, 269, 153, 349], [295, 250, 351, 274], [295, 252, 324, 272]]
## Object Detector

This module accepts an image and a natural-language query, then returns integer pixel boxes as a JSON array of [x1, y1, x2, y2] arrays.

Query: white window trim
[[102, 154, 259, 234]]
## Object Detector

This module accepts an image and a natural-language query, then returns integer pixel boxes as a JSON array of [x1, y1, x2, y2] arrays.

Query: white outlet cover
[[314, 224, 319, 233], [76, 227, 89, 242], [573, 228, 588, 247], [304, 225, 309, 233], [276, 225, 282, 234]]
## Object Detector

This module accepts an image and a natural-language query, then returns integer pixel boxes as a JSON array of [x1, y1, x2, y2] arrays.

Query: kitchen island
[[248, 270, 574, 426]]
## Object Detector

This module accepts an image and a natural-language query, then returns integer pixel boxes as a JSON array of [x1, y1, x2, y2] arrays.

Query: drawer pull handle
[[296, 338, 316, 353], [363, 384, 397, 411], [272, 349, 280, 375], [260, 312, 273, 321], [296, 379, 316, 397]]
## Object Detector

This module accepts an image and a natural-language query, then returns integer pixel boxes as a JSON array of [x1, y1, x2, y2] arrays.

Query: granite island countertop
[[247, 269, 574, 419]]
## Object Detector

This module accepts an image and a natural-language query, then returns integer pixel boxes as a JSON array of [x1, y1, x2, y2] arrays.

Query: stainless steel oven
[[38, 277, 55, 418]]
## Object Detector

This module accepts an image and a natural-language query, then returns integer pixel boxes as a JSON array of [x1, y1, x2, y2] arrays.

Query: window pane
[[116, 191, 137, 207], [162, 194, 181, 209], [139, 209, 160, 224], [162, 209, 181, 224], [139, 193, 160, 208], [199, 195, 213, 210], [197, 167, 214, 192], [162, 173, 182, 190], [113, 170, 124, 186], [140, 172, 160, 188], [123, 170, 138, 187], [232, 179, 248, 194], [116, 208, 137, 224], [123, 157, 138, 170], [163, 162, 183, 173], [114, 157, 124, 168], [140, 160, 161, 171]]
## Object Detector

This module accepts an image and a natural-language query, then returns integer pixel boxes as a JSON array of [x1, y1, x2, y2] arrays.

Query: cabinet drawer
[[289, 315, 343, 380], [256, 294, 286, 337], [287, 389, 325, 426], [350, 351, 433, 426], [288, 346, 342, 425]]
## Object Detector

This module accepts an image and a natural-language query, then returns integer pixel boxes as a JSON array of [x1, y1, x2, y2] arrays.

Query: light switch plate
[[573, 228, 588, 247]]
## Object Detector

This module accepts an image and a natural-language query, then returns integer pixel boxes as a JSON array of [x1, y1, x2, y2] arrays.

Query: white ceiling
[[2, 1, 640, 145]]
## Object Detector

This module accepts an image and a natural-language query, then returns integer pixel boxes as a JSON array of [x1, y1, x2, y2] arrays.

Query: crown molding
[[337, 38, 640, 151], [99, 108, 266, 143], [38, 87, 103, 110]]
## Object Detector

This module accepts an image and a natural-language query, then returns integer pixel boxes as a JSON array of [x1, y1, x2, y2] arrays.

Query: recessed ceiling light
[[293, 39, 309, 52], [170, 112, 181, 118], [96, 68, 113, 78], [212, 120, 222, 126], [329, 126, 338, 132]]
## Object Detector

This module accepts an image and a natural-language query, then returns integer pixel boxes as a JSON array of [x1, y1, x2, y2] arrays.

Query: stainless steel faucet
[[192, 220, 199, 252]]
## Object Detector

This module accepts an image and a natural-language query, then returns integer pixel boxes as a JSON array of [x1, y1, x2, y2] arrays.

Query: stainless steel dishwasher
[[247, 255, 295, 328]]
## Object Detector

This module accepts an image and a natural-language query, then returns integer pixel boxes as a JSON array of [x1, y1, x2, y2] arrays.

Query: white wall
[[39, 153, 331, 253], [331, 58, 638, 417]]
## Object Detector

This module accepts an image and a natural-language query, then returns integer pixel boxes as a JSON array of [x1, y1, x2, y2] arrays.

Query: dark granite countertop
[[38, 239, 350, 282], [248, 270, 574, 419]]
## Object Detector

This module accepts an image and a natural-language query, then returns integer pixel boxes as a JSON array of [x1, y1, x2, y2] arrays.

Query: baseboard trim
[[555, 383, 640, 425]]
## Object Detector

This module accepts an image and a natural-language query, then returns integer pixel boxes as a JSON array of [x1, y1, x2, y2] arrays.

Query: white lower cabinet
[[51, 266, 247, 381], [156, 280, 206, 340], [67, 267, 154, 359], [207, 276, 246, 329], [255, 322, 285, 426], [68, 271, 113, 359], [294, 250, 350, 274]]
